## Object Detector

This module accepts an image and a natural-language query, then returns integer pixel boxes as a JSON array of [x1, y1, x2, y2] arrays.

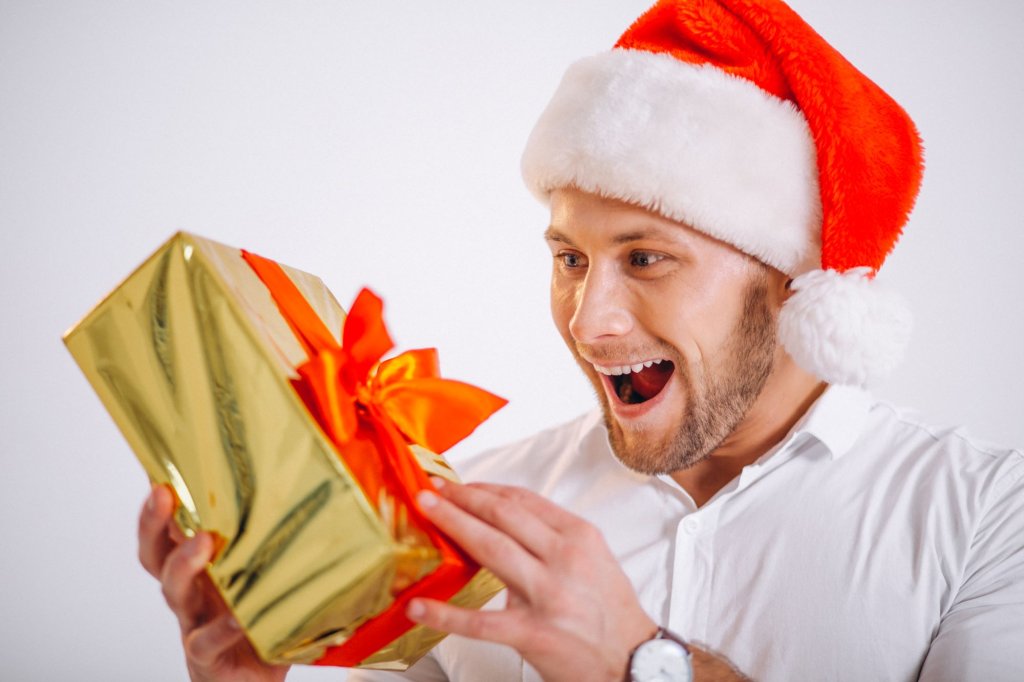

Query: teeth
[[593, 359, 665, 376]]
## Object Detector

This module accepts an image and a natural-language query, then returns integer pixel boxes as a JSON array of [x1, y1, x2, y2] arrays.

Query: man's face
[[546, 188, 784, 474]]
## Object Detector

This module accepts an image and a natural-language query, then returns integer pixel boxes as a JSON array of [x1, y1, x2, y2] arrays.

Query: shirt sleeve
[[343, 652, 448, 682], [918, 454, 1024, 681]]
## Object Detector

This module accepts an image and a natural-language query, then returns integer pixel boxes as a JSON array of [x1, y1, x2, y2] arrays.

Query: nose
[[567, 264, 634, 343]]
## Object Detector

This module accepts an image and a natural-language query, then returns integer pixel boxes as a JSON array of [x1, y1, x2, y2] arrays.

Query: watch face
[[630, 638, 693, 682]]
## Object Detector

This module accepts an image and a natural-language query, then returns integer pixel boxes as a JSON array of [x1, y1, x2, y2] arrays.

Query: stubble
[[601, 268, 777, 475]]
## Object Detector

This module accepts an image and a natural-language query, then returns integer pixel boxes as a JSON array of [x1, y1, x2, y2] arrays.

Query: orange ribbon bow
[[242, 250, 505, 454], [241, 250, 506, 666], [297, 292, 506, 457]]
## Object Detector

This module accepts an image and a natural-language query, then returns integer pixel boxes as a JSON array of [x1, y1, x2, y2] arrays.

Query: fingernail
[[430, 476, 446, 489], [226, 616, 240, 630], [407, 599, 425, 619], [417, 490, 438, 509]]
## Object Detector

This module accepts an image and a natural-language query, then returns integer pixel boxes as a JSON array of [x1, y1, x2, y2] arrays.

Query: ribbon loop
[[341, 288, 394, 385], [374, 348, 440, 387]]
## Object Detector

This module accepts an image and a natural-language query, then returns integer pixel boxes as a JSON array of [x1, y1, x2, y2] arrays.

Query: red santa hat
[[521, 0, 924, 387]]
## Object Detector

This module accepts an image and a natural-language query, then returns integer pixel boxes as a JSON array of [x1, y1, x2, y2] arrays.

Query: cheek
[[632, 280, 737, 358], [549, 277, 577, 342]]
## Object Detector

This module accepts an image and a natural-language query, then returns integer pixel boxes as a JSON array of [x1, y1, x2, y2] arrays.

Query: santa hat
[[521, 0, 923, 387]]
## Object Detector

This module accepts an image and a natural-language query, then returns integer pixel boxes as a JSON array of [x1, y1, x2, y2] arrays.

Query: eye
[[556, 251, 586, 269], [629, 251, 665, 268]]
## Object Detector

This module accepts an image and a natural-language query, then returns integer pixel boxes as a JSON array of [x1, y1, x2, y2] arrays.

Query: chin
[[582, 360, 707, 475], [604, 414, 711, 476]]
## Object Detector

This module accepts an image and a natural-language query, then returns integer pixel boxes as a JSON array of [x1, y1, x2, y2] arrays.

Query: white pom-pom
[[778, 267, 912, 387]]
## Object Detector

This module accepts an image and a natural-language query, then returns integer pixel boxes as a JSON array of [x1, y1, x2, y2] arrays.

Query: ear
[[764, 266, 793, 310]]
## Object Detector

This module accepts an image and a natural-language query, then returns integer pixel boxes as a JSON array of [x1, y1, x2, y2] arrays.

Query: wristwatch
[[629, 627, 693, 682]]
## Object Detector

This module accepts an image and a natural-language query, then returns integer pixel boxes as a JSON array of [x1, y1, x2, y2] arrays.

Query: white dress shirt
[[349, 386, 1024, 681]]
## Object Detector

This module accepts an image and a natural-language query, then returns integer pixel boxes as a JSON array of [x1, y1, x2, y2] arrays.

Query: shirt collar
[[787, 384, 873, 460], [592, 383, 874, 488]]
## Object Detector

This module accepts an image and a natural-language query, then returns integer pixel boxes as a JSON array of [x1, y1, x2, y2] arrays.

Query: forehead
[[546, 187, 713, 249]]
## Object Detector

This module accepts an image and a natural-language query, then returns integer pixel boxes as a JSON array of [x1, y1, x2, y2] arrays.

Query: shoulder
[[865, 398, 1022, 481], [451, 409, 607, 489], [873, 406, 1024, 674], [802, 387, 1024, 537], [850, 396, 1024, 521]]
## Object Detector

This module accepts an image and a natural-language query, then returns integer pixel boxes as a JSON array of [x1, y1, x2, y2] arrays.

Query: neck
[[670, 354, 826, 507]]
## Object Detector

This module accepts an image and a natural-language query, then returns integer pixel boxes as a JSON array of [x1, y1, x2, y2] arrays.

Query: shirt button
[[682, 516, 701, 535]]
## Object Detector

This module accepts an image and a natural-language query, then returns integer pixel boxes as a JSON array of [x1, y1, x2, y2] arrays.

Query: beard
[[594, 269, 777, 475]]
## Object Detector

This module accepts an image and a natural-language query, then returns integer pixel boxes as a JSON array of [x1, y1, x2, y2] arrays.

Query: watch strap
[[653, 627, 690, 654]]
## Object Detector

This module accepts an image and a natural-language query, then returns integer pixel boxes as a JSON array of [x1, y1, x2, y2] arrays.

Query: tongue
[[630, 362, 674, 400]]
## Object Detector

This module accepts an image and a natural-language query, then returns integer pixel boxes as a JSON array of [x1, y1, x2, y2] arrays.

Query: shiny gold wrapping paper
[[63, 232, 503, 668]]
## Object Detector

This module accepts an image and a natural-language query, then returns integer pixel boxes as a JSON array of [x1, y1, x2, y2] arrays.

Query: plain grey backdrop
[[2, 1, 1022, 680]]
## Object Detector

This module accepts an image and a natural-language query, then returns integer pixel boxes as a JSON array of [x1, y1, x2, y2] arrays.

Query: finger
[[418, 490, 541, 595], [138, 484, 178, 578], [160, 532, 214, 630], [168, 518, 188, 545], [184, 612, 246, 668], [432, 480, 560, 560], [407, 598, 528, 650], [465, 483, 585, 534]]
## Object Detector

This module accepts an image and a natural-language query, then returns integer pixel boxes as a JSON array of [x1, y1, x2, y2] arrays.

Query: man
[[137, 1, 1024, 680]]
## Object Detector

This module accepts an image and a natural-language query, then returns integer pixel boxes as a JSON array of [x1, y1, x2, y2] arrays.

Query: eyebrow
[[544, 226, 575, 245], [544, 225, 677, 246], [610, 229, 669, 245]]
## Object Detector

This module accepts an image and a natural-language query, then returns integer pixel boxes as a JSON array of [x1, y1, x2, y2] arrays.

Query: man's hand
[[138, 485, 289, 682], [406, 480, 658, 682]]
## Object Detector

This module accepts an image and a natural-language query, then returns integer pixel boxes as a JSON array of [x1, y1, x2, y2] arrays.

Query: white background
[[1, 1, 1022, 680]]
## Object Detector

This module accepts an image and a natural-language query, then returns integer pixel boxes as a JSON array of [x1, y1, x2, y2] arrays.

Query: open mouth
[[595, 359, 675, 405]]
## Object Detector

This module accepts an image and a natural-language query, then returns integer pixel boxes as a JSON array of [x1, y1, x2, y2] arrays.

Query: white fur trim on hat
[[779, 267, 912, 386], [521, 49, 822, 274]]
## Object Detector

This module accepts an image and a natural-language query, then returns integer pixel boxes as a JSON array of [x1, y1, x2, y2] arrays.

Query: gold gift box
[[63, 232, 503, 668]]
